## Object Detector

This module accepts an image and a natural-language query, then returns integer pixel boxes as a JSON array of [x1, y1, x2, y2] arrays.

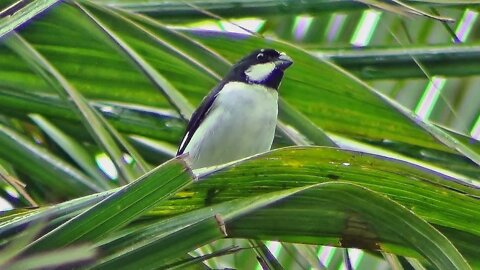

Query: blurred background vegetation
[[0, 0, 479, 269]]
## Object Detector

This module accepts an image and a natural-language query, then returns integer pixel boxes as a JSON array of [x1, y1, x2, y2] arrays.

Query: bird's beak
[[275, 52, 293, 70]]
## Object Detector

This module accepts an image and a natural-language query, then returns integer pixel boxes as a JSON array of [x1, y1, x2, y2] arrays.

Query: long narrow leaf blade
[[77, 2, 195, 119], [4, 33, 141, 182], [93, 216, 226, 269], [0, 0, 60, 38], [29, 114, 109, 189], [226, 182, 472, 270], [0, 124, 101, 196], [26, 156, 195, 252]]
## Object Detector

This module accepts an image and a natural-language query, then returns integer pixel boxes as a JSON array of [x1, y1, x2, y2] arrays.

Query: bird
[[177, 48, 293, 169]]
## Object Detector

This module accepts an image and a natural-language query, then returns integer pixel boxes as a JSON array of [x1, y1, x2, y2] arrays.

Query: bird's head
[[228, 48, 293, 89]]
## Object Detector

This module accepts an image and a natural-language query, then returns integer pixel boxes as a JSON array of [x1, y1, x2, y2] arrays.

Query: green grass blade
[[226, 182, 472, 270], [4, 33, 140, 183], [287, 244, 327, 270], [2, 145, 479, 239], [93, 216, 225, 269], [125, 9, 231, 79], [197, 147, 480, 235], [0, 220, 45, 265], [250, 240, 285, 270], [435, 125, 480, 156], [382, 253, 405, 270], [406, 258, 428, 270], [0, 89, 185, 147], [168, 246, 241, 270], [26, 156, 194, 252], [2, 147, 478, 266], [0, 188, 119, 238], [278, 99, 337, 147], [96, 115, 152, 172], [4, 245, 96, 270], [112, 6, 227, 81], [98, 0, 480, 20], [0, 0, 60, 38], [94, 185, 312, 267], [98, 181, 473, 270], [370, 90, 480, 167], [95, 0, 364, 19], [29, 114, 110, 189], [77, 2, 195, 120], [321, 45, 480, 79], [0, 123, 102, 196]]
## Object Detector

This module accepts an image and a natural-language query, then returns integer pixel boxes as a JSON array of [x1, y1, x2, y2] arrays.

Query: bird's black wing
[[176, 82, 226, 156]]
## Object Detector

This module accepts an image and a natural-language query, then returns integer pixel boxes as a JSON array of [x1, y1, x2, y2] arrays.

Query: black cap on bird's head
[[240, 49, 293, 70], [227, 48, 293, 89]]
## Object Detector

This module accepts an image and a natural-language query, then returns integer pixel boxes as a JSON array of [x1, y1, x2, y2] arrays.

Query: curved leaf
[[97, 182, 473, 270], [26, 156, 194, 252], [0, 124, 102, 197]]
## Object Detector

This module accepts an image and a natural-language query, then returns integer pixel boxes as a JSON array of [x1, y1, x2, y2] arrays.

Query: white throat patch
[[245, 62, 275, 83]]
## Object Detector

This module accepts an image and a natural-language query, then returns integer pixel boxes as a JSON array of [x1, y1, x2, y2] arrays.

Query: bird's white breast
[[184, 81, 278, 169]]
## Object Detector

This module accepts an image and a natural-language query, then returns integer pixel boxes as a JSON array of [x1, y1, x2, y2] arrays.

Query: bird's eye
[[256, 53, 266, 61]]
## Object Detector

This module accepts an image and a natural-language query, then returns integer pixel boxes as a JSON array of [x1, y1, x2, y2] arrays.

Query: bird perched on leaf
[[177, 48, 293, 169]]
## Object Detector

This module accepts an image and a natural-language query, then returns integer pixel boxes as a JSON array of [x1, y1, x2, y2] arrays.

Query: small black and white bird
[[177, 48, 293, 169]]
